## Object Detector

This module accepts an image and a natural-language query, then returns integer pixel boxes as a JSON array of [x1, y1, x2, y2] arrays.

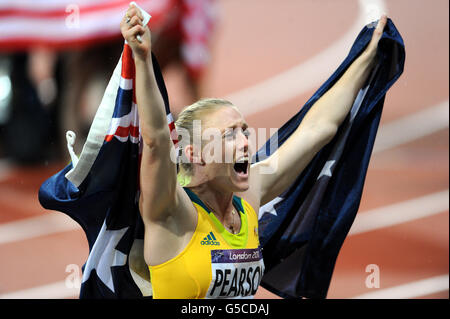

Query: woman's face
[[198, 106, 252, 192]]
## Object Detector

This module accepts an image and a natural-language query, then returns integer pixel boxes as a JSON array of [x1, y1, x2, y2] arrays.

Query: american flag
[[0, 0, 217, 78], [39, 17, 405, 298]]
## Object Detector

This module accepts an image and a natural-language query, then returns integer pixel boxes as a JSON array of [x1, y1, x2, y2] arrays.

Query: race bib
[[206, 248, 265, 299]]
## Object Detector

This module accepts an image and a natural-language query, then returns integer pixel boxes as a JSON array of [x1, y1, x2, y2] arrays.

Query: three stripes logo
[[201, 232, 220, 246]]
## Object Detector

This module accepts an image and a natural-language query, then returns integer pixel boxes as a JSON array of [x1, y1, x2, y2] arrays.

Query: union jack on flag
[[104, 40, 178, 147]]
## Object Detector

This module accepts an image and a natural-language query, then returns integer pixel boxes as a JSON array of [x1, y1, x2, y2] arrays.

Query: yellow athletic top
[[148, 188, 265, 299]]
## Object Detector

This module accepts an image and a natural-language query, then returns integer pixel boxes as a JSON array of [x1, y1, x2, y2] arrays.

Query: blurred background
[[0, 0, 448, 299]]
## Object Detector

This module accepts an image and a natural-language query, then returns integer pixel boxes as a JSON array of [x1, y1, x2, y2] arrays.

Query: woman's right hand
[[120, 4, 152, 61]]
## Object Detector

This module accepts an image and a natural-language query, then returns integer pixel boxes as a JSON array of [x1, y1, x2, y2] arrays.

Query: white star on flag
[[82, 220, 129, 293], [258, 196, 283, 220], [317, 160, 335, 180]]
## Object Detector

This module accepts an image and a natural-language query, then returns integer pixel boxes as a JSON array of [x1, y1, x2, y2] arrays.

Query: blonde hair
[[175, 98, 236, 185]]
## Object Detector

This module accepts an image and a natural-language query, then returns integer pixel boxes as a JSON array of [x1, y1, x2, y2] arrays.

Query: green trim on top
[[184, 187, 210, 214], [183, 187, 249, 249], [233, 196, 245, 215], [207, 208, 248, 248]]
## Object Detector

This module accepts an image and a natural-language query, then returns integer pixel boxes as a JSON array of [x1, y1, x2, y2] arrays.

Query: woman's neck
[[189, 183, 234, 220]]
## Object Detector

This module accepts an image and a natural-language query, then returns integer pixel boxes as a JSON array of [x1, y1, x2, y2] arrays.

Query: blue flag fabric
[[39, 48, 171, 298], [39, 18, 404, 299], [256, 18, 404, 298]]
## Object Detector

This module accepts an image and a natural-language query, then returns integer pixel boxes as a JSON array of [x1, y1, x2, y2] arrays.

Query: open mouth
[[233, 158, 249, 176]]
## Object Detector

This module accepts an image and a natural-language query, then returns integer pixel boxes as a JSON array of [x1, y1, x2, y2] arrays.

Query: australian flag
[[39, 12, 405, 299], [257, 19, 405, 298]]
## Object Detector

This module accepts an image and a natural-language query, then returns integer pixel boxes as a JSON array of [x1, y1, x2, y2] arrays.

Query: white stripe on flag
[[166, 113, 174, 124], [107, 103, 139, 136], [0, 9, 123, 40], [114, 135, 140, 144], [0, 0, 160, 42], [119, 77, 133, 91]]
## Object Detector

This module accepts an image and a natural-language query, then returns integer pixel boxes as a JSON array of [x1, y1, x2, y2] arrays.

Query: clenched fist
[[120, 3, 151, 61]]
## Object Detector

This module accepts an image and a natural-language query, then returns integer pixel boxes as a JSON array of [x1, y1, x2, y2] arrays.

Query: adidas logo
[[201, 232, 220, 246]]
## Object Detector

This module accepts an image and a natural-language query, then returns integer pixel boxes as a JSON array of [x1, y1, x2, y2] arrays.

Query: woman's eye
[[223, 128, 249, 139]]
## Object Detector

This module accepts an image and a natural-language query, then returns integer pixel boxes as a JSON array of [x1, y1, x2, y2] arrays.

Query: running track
[[0, 0, 448, 299]]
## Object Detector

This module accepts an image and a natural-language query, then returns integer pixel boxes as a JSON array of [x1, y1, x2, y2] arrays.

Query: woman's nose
[[237, 129, 248, 152]]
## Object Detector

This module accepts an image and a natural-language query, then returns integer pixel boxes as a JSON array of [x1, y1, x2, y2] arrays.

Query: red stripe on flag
[[0, 0, 133, 19], [122, 44, 135, 79], [114, 125, 139, 138], [168, 121, 179, 145], [104, 124, 139, 142], [130, 125, 140, 138], [0, 0, 131, 19], [0, 0, 176, 19], [168, 121, 176, 131], [105, 134, 114, 142]]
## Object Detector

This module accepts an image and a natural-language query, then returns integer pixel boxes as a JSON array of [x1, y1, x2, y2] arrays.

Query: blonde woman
[[121, 4, 387, 299]]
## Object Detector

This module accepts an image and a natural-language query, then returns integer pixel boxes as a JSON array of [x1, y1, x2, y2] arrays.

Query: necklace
[[229, 207, 239, 234], [202, 199, 240, 234]]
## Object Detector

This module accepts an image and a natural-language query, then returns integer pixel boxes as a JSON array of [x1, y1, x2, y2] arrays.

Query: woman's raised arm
[[120, 5, 189, 223], [252, 15, 388, 206]]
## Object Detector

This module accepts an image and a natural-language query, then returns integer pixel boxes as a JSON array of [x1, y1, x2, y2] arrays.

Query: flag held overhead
[[39, 16, 404, 298]]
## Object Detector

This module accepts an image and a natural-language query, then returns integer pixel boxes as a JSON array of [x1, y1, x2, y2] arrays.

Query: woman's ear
[[184, 144, 194, 163], [185, 145, 205, 165]]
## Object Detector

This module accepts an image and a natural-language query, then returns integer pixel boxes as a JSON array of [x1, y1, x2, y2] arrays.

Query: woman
[[121, 4, 387, 299]]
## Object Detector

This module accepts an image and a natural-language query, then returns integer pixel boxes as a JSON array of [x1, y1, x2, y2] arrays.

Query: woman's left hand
[[364, 14, 388, 60]]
